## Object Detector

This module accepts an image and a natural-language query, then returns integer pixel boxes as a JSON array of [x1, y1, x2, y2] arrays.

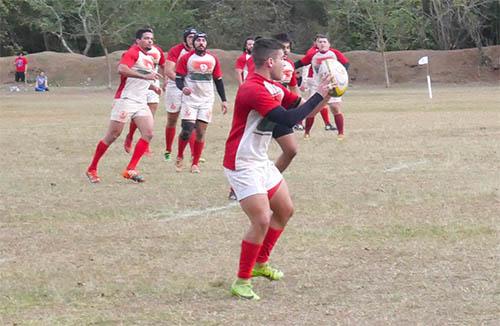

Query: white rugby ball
[[318, 59, 349, 97]]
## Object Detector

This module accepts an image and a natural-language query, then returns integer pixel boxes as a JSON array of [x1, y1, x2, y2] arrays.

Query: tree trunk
[[382, 50, 390, 88]]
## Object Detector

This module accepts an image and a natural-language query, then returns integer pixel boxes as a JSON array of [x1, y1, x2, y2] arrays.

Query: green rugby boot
[[252, 263, 284, 281], [230, 279, 260, 300]]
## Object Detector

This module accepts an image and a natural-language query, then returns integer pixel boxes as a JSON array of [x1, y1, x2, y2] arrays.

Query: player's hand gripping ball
[[319, 59, 349, 97]]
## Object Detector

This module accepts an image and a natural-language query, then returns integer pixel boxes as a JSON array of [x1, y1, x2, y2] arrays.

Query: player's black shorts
[[272, 124, 294, 139], [15, 72, 25, 82]]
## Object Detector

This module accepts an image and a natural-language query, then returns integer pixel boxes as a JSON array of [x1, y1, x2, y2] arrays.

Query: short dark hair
[[243, 37, 254, 51], [273, 33, 291, 44], [314, 33, 328, 41], [252, 38, 284, 67], [136, 28, 153, 40]]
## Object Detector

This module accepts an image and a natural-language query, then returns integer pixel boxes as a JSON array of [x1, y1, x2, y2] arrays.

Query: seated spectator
[[35, 71, 49, 92]]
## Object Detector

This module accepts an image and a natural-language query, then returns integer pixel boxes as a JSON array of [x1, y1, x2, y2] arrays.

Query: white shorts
[[164, 86, 183, 113], [180, 103, 213, 123], [224, 160, 283, 201], [146, 89, 160, 104], [110, 98, 152, 123]]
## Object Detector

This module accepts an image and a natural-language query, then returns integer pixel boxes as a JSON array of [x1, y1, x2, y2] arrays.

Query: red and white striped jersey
[[223, 73, 299, 171], [176, 50, 223, 107], [114, 44, 156, 103]]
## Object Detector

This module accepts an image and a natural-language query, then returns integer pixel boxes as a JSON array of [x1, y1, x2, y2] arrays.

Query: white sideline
[[384, 160, 428, 172], [154, 202, 239, 222]]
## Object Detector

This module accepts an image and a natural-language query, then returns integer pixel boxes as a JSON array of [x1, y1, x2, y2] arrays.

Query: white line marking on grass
[[384, 160, 428, 172], [154, 202, 239, 222]]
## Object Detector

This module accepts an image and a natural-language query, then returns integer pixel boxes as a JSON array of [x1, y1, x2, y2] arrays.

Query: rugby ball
[[318, 59, 349, 97]]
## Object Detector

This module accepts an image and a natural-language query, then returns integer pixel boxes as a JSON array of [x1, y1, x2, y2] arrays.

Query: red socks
[[334, 113, 344, 135], [305, 117, 315, 134], [165, 127, 176, 152], [188, 132, 196, 155], [177, 137, 189, 159], [256, 227, 284, 264], [238, 240, 262, 279], [192, 140, 204, 166], [126, 138, 149, 170], [88, 140, 109, 172], [320, 107, 330, 125]]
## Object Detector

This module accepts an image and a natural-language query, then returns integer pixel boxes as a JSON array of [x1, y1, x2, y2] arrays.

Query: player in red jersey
[[223, 38, 333, 300], [295, 34, 350, 140], [85, 28, 162, 183], [123, 43, 166, 155], [163, 27, 198, 162], [234, 37, 255, 85], [174, 32, 228, 173]]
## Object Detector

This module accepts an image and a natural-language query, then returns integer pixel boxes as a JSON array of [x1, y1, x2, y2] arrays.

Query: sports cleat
[[190, 164, 200, 174], [325, 124, 337, 131], [175, 157, 183, 172], [124, 135, 133, 153], [86, 170, 101, 183], [199, 157, 206, 163], [228, 188, 237, 201], [304, 133, 311, 140], [122, 169, 145, 183], [164, 151, 171, 161], [337, 134, 345, 141], [231, 279, 260, 300], [252, 263, 284, 281]]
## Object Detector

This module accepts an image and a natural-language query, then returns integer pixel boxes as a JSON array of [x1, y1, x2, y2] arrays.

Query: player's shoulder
[[151, 44, 165, 53]]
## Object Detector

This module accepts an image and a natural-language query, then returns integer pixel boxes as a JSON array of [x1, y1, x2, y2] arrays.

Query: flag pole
[[426, 58, 432, 99]]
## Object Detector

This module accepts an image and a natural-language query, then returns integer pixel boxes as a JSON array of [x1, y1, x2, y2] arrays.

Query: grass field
[[1, 84, 499, 325]]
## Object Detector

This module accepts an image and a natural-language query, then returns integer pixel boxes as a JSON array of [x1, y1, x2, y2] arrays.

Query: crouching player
[[223, 38, 333, 300]]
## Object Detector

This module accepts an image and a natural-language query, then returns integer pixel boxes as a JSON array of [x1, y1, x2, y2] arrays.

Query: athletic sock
[[192, 140, 205, 166], [126, 138, 149, 170], [238, 240, 262, 279], [320, 107, 331, 125], [88, 140, 109, 172], [165, 126, 176, 152], [188, 132, 196, 156], [334, 113, 344, 135], [256, 227, 284, 264], [177, 137, 189, 159], [305, 117, 315, 134]]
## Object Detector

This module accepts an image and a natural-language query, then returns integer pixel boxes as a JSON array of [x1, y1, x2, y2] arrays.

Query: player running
[[124, 42, 166, 154], [223, 38, 333, 300], [174, 32, 228, 173], [86, 28, 162, 183]]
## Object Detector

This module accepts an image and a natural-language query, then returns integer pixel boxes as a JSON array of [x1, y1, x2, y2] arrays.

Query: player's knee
[[142, 130, 154, 141], [180, 121, 195, 141], [284, 146, 298, 159], [255, 216, 271, 233]]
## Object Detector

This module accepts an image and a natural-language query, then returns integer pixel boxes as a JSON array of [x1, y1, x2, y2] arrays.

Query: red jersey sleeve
[[175, 52, 189, 76], [331, 49, 349, 64], [234, 53, 246, 69], [300, 47, 316, 66], [167, 44, 182, 63], [155, 45, 166, 66], [120, 47, 139, 68], [213, 55, 223, 79], [279, 83, 300, 109]]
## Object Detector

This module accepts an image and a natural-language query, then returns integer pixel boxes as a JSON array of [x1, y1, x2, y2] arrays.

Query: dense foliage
[[1, 0, 498, 57]]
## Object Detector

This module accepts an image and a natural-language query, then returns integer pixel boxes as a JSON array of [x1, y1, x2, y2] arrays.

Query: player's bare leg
[[231, 193, 272, 300], [274, 134, 298, 173], [87, 120, 125, 183], [253, 181, 293, 281]]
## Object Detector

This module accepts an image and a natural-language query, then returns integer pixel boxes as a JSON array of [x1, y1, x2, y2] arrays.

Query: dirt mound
[[1, 46, 499, 87]]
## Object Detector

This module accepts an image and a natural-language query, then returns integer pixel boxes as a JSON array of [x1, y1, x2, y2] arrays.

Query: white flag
[[418, 56, 428, 65]]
